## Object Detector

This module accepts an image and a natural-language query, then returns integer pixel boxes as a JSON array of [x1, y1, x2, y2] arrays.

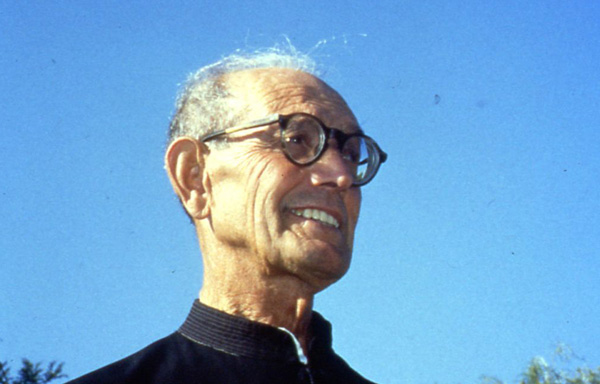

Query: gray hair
[[168, 47, 318, 146]]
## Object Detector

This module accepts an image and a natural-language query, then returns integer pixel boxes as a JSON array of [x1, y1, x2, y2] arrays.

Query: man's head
[[165, 49, 385, 293]]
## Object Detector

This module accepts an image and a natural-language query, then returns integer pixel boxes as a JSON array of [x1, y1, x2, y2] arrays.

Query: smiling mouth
[[290, 208, 340, 229]]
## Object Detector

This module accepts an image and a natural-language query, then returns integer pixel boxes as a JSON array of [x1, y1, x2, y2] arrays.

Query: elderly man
[[69, 49, 386, 384]]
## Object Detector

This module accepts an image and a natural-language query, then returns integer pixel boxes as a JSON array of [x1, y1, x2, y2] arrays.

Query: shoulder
[[309, 312, 377, 384], [66, 332, 218, 384], [313, 351, 378, 384]]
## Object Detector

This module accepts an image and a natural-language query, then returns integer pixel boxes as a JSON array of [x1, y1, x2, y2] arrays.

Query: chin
[[292, 248, 352, 291]]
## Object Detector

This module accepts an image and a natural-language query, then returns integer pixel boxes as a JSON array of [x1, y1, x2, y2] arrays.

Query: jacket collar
[[178, 300, 333, 363]]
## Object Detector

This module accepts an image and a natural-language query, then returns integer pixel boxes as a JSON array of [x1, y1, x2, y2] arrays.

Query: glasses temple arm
[[201, 114, 280, 142]]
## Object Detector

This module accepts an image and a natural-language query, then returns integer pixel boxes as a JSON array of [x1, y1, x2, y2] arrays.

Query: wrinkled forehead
[[223, 68, 360, 133]]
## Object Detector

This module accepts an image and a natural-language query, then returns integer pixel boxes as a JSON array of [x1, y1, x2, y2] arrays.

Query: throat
[[199, 283, 314, 355]]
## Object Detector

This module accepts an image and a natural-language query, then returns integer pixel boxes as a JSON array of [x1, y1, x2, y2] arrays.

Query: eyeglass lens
[[281, 116, 325, 164], [281, 114, 376, 184]]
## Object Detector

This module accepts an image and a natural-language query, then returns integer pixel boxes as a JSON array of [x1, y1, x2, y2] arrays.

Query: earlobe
[[165, 138, 211, 220]]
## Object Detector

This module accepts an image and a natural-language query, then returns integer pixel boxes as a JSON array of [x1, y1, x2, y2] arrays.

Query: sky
[[1, 1, 599, 383]]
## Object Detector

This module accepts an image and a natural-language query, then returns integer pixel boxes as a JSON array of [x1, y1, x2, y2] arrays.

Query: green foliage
[[516, 357, 599, 384], [481, 346, 600, 384], [0, 359, 66, 384]]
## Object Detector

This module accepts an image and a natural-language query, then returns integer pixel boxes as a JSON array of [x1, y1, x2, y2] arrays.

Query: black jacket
[[68, 300, 376, 384]]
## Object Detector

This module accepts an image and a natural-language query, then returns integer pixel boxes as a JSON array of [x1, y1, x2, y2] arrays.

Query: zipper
[[278, 327, 315, 383], [302, 365, 315, 384]]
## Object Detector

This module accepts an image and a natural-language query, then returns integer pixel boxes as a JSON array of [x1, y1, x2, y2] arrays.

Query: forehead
[[224, 68, 360, 133]]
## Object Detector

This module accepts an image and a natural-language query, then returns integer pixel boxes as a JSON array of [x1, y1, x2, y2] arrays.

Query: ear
[[165, 137, 211, 220]]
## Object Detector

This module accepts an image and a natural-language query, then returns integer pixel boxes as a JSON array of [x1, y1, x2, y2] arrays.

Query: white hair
[[168, 47, 318, 145]]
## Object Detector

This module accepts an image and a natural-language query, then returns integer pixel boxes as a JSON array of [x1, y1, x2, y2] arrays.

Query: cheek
[[253, 162, 299, 228], [346, 189, 362, 229], [240, 153, 296, 237], [207, 146, 305, 249]]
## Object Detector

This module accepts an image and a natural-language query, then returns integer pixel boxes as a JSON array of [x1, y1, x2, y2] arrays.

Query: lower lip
[[287, 211, 348, 253]]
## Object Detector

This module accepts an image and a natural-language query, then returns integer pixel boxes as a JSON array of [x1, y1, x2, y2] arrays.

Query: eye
[[288, 131, 318, 149], [341, 149, 360, 163], [341, 137, 363, 164], [282, 116, 323, 163]]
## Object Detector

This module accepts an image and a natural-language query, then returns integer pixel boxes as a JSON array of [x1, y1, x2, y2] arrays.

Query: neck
[[198, 239, 317, 354], [200, 283, 314, 353]]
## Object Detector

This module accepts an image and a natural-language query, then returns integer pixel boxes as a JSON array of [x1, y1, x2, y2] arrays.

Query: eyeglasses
[[200, 113, 387, 186]]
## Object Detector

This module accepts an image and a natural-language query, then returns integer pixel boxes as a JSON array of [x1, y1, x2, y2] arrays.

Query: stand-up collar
[[177, 300, 333, 363]]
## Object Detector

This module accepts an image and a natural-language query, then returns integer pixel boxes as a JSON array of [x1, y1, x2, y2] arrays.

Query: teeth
[[291, 208, 340, 229]]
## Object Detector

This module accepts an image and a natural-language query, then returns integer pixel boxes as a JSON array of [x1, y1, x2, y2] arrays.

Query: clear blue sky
[[1, 1, 599, 383]]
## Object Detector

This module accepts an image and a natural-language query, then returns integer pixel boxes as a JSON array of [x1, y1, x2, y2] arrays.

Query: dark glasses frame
[[200, 113, 387, 186]]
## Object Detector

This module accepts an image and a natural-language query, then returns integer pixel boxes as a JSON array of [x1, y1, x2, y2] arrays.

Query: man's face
[[204, 68, 362, 292]]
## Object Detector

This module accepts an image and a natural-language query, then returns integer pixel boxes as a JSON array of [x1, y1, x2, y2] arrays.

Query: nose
[[309, 146, 354, 189]]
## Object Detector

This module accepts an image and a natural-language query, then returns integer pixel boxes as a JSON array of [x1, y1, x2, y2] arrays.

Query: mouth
[[290, 208, 340, 229]]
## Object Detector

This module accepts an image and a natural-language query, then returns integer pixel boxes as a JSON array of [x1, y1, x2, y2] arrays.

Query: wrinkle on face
[[208, 144, 273, 249], [206, 67, 362, 291]]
